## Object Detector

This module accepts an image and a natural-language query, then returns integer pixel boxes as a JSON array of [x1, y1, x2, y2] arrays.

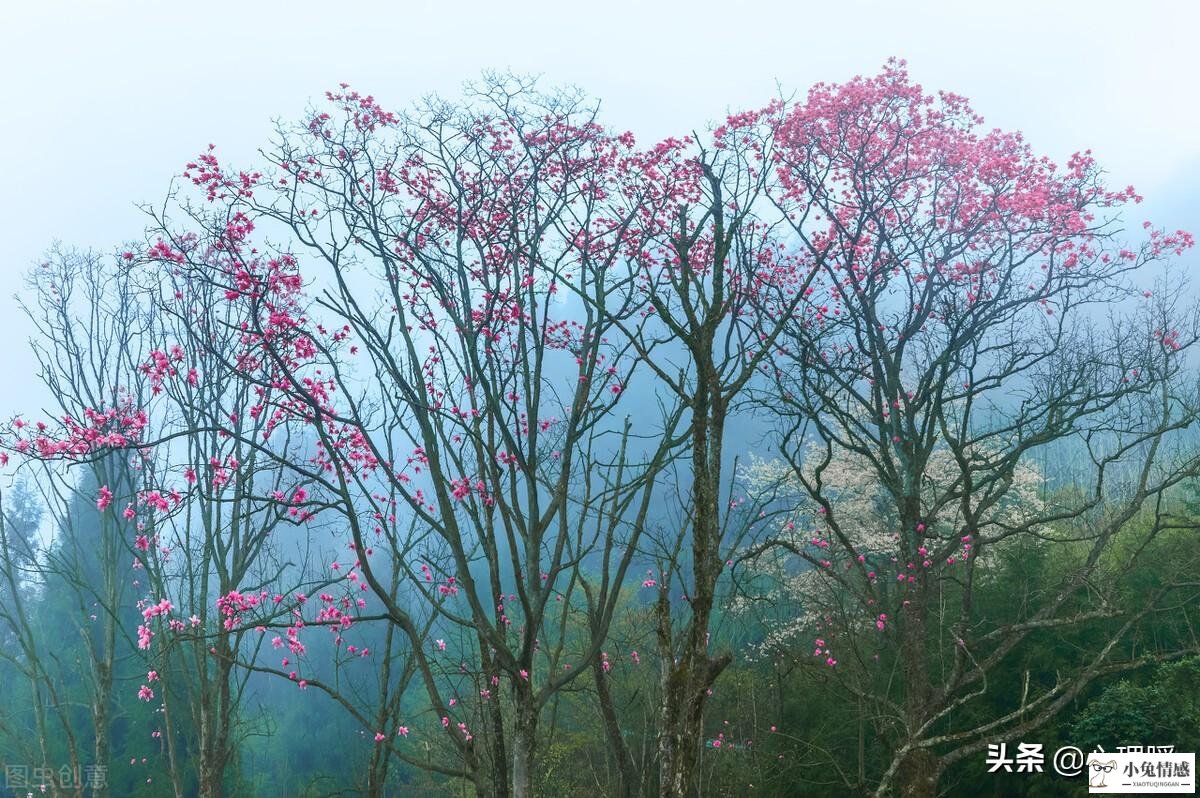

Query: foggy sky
[[1, 0, 1197, 418]]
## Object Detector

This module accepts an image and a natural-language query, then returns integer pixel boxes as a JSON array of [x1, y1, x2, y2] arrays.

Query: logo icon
[[1089, 759, 1117, 789]]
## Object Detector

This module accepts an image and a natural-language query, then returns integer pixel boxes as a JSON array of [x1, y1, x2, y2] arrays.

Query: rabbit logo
[[1088, 759, 1117, 788]]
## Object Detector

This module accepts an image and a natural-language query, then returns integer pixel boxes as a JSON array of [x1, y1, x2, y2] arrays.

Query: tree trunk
[[479, 641, 509, 798], [657, 390, 729, 798], [657, 670, 702, 798], [198, 740, 225, 798], [896, 505, 941, 798], [657, 653, 729, 798], [511, 699, 537, 798], [594, 656, 638, 798], [91, 659, 111, 798], [896, 749, 941, 798]]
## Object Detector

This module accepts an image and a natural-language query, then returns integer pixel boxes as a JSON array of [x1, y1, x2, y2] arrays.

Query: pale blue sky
[[1, 0, 1197, 416]]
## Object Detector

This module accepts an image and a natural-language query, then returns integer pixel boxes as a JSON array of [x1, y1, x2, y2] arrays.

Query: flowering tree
[[736, 447, 1047, 656], [6, 249, 162, 797], [138, 76, 688, 797], [136, 263, 328, 798], [6, 248, 314, 797], [3, 62, 1197, 798], [754, 61, 1200, 797], [604, 104, 821, 798]]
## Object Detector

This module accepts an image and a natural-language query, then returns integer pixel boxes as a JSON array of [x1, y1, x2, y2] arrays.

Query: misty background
[[1, 0, 1198, 422]]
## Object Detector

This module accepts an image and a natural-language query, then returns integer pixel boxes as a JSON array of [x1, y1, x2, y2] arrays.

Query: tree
[[9, 247, 305, 796], [608, 101, 815, 798], [736, 445, 1047, 657], [758, 60, 1200, 797], [141, 76, 683, 797], [9, 248, 160, 798]]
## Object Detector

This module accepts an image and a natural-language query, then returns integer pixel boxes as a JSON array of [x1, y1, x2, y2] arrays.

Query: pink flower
[[137, 685, 154, 701], [374, 732, 385, 742], [397, 726, 410, 737], [96, 486, 113, 511]]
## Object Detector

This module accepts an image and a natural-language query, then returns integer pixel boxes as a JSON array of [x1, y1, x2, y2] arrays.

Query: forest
[[1, 62, 1198, 798]]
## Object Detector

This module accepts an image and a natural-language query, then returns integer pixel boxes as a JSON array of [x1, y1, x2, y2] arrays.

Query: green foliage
[[1071, 658, 1200, 754], [1, 477, 1197, 796]]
